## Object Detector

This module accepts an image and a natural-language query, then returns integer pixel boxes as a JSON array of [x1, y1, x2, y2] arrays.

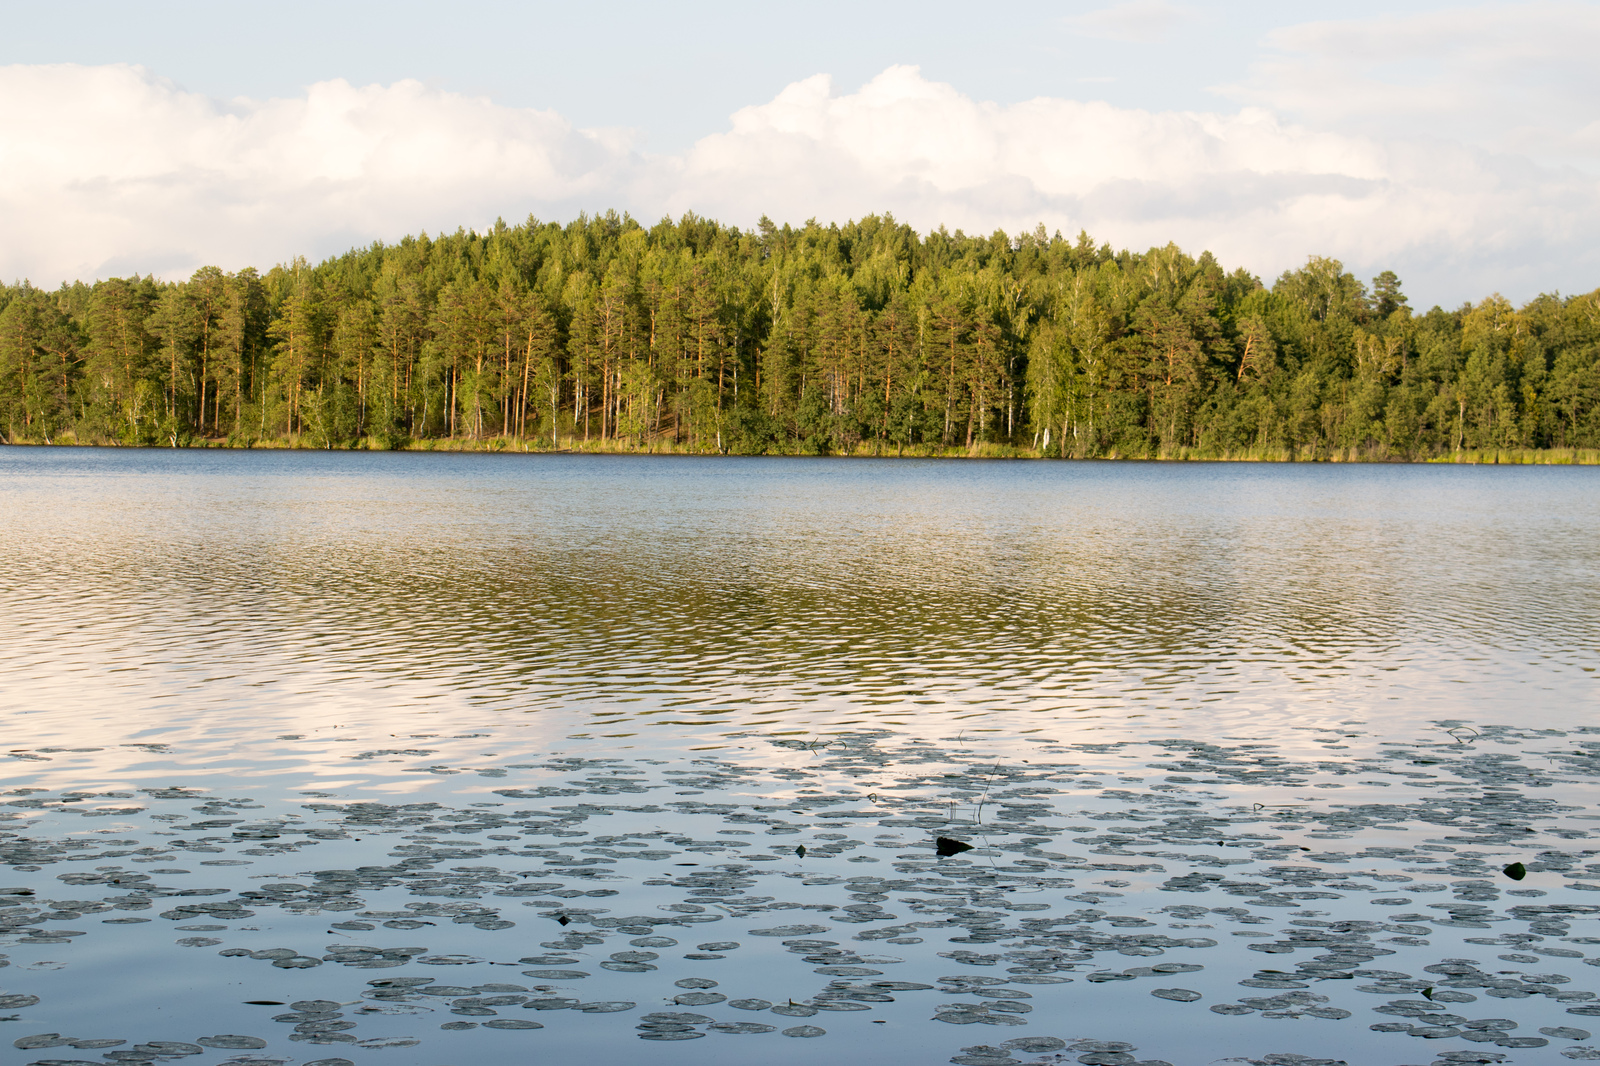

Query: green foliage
[[3, 212, 1600, 459]]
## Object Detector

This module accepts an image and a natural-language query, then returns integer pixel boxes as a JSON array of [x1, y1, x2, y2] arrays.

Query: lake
[[1, 448, 1598, 1066]]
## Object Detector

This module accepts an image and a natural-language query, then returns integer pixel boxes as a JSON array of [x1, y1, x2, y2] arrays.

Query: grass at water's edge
[[7, 434, 1600, 465]]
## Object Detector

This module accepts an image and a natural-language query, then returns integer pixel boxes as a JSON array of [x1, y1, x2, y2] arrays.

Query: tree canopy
[[3, 211, 1597, 458]]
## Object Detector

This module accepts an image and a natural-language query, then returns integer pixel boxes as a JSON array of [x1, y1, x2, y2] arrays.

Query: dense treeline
[[2, 212, 1599, 458]]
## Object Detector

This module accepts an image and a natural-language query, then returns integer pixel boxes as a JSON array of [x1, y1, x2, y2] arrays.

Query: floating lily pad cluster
[[6, 725, 1600, 1063]]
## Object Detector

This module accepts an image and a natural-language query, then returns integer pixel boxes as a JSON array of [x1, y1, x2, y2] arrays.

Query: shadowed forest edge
[[3, 212, 1598, 462]]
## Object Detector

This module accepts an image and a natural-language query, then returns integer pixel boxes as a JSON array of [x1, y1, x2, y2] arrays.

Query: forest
[[1, 211, 1598, 460]]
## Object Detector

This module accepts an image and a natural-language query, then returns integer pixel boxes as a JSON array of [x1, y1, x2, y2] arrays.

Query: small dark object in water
[[557, 914, 571, 926], [1503, 862, 1528, 881], [936, 837, 973, 857], [795, 846, 807, 858]]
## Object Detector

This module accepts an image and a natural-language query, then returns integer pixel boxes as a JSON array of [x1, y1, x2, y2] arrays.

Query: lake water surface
[[1, 449, 1598, 1066]]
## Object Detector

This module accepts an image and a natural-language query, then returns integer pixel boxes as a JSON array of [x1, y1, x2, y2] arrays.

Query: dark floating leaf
[[1004, 1038, 1067, 1053], [523, 997, 580, 1011], [196, 1036, 268, 1050], [709, 1021, 776, 1034], [795, 845, 807, 858], [1503, 862, 1528, 881], [771, 1004, 819, 1017], [673, 992, 726, 1006], [935, 837, 973, 857], [749, 924, 831, 937], [290, 1000, 341, 1013], [139, 1041, 203, 1055]]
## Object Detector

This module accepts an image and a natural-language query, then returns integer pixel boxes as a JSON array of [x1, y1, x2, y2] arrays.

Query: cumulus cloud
[[674, 65, 1598, 303], [0, 64, 636, 283], [1, 58, 1598, 306]]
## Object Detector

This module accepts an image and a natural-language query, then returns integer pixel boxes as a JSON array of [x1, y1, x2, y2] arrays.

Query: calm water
[[1, 448, 1598, 1066]]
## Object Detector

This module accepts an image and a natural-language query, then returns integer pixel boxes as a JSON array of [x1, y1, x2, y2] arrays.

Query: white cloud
[[1222, 3, 1600, 171], [1, 59, 1597, 306], [676, 66, 1599, 303], [1061, 1, 1195, 44], [0, 64, 636, 283]]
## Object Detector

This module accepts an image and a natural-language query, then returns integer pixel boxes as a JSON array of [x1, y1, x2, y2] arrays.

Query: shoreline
[[4, 436, 1598, 465]]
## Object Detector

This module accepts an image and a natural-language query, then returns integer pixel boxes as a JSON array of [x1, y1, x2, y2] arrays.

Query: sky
[[2, 0, 1598, 307]]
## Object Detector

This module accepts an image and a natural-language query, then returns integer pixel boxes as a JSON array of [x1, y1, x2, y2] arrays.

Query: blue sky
[[3, 0, 1529, 150], [3, 1, 1598, 305]]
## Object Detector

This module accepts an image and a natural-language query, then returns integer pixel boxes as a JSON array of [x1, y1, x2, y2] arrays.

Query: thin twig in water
[[974, 762, 1001, 825]]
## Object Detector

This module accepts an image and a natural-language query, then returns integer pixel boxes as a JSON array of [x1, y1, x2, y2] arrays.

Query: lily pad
[[749, 924, 831, 937], [197, 1036, 269, 1050]]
